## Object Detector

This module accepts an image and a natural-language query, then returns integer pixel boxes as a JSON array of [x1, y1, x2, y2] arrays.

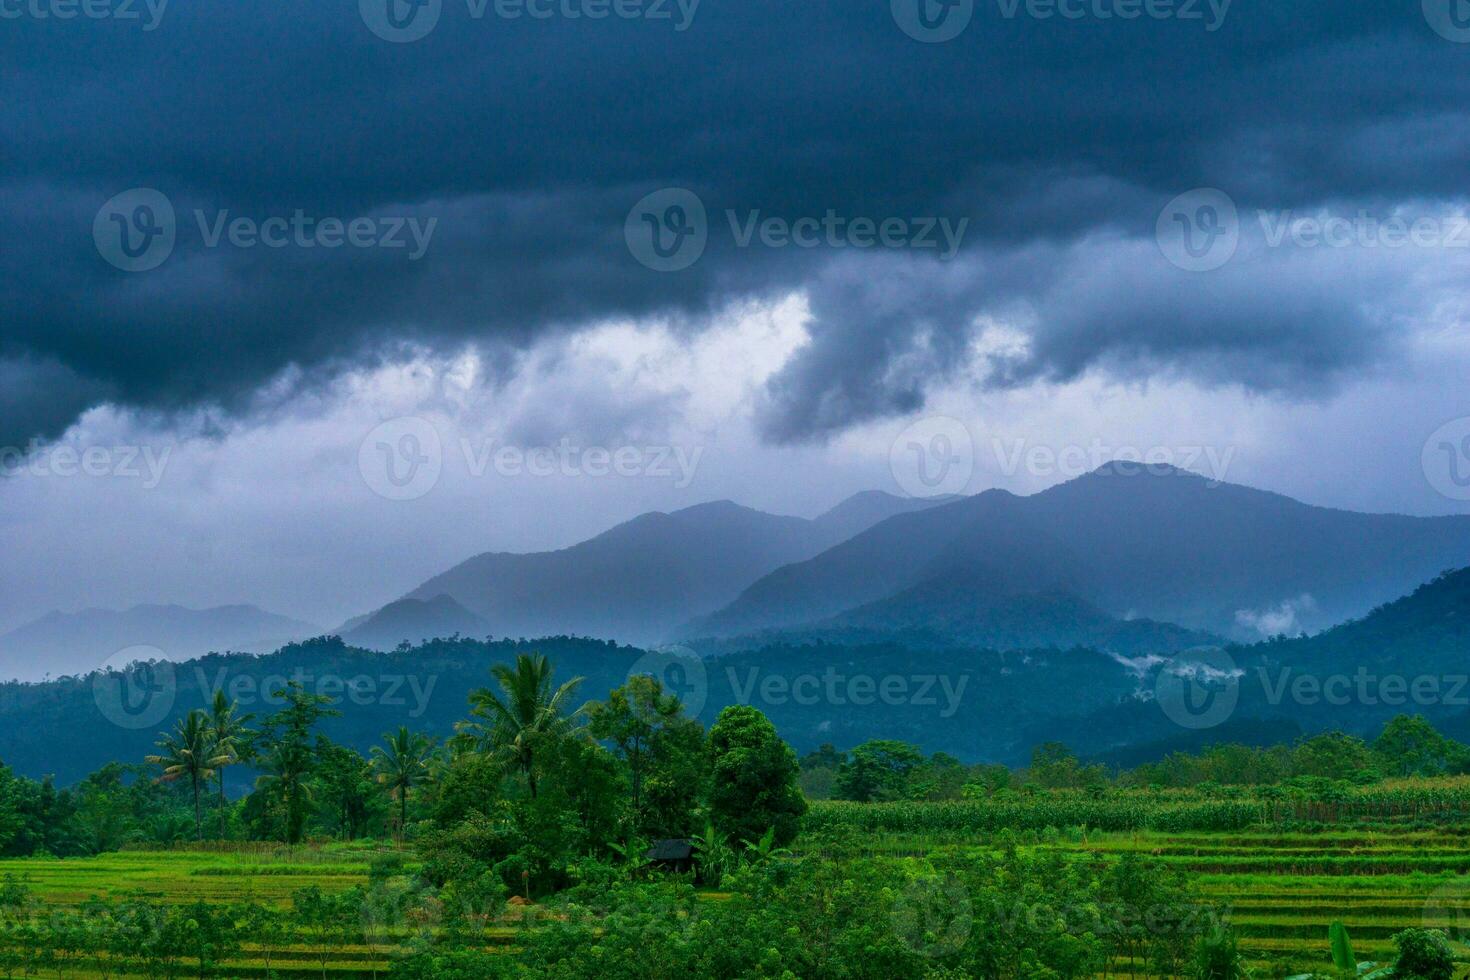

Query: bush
[[1392, 928, 1455, 980]]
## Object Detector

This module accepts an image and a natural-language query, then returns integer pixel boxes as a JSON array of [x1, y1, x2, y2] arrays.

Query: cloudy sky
[[2, 0, 1469, 632]]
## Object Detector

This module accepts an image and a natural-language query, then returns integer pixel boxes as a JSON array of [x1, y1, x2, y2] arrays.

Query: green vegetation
[[6, 656, 1470, 977]]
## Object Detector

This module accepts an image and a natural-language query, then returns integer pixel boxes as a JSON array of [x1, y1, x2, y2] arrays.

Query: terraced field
[[0, 845, 378, 906], [1043, 827, 1470, 976], [7, 821, 1470, 976]]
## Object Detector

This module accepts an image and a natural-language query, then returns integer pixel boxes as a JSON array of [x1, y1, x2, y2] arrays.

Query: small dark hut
[[645, 838, 695, 873]]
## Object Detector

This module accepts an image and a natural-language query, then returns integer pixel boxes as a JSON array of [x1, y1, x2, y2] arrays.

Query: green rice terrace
[[6, 792, 1470, 977], [7, 662, 1470, 978]]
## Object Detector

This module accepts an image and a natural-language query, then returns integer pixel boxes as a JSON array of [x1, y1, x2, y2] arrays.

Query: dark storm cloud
[[2, 0, 1466, 445]]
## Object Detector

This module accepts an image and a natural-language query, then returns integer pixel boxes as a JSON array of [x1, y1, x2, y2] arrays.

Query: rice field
[[0, 844, 377, 907], [6, 818, 1470, 976]]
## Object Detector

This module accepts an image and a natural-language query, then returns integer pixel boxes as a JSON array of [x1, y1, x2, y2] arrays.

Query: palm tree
[[147, 710, 228, 840], [455, 652, 583, 798], [253, 739, 315, 845], [371, 727, 433, 841], [205, 690, 254, 839]]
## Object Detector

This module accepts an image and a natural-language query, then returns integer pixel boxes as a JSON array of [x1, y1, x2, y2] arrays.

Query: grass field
[[1052, 827, 1470, 976], [5, 820, 1470, 976], [0, 844, 378, 907], [793, 819, 1470, 977]]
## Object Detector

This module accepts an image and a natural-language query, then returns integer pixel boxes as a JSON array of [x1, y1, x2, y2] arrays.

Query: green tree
[[587, 675, 706, 837], [253, 683, 339, 843], [456, 653, 583, 799], [204, 691, 254, 839], [315, 742, 378, 841], [1373, 715, 1465, 778], [1392, 928, 1455, 980], [372, 727, 433, 841], [833, 740, 926, 802], [1293, 731, 1373, 780], [707, 705, 806, 848], [146, 710, 227, 840]]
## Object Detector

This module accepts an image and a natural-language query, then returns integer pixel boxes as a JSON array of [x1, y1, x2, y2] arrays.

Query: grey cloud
[[2, 1, 1467, 443]]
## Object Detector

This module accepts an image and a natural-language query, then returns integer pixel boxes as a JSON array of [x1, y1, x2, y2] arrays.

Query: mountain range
[[368, 491, 954, 648], [0, 605, 317, 682], [5, 468, 1470, 681], [690, 464, 1470, 642], [6, 565, 1470, 783]]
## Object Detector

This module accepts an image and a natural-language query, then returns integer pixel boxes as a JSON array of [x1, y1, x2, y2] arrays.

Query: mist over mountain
[[339, 595, 490, 652], [3, 565, 1470, 782], [0, 605, 318, 683], [692, 465, 1470, 642], [380, 492, 951, 648]]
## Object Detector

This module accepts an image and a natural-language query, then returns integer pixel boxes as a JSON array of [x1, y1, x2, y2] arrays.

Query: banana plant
[[1285, 922, 1393, 980], [692, 820, 737, 887], [739, 826, 793, 867]]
